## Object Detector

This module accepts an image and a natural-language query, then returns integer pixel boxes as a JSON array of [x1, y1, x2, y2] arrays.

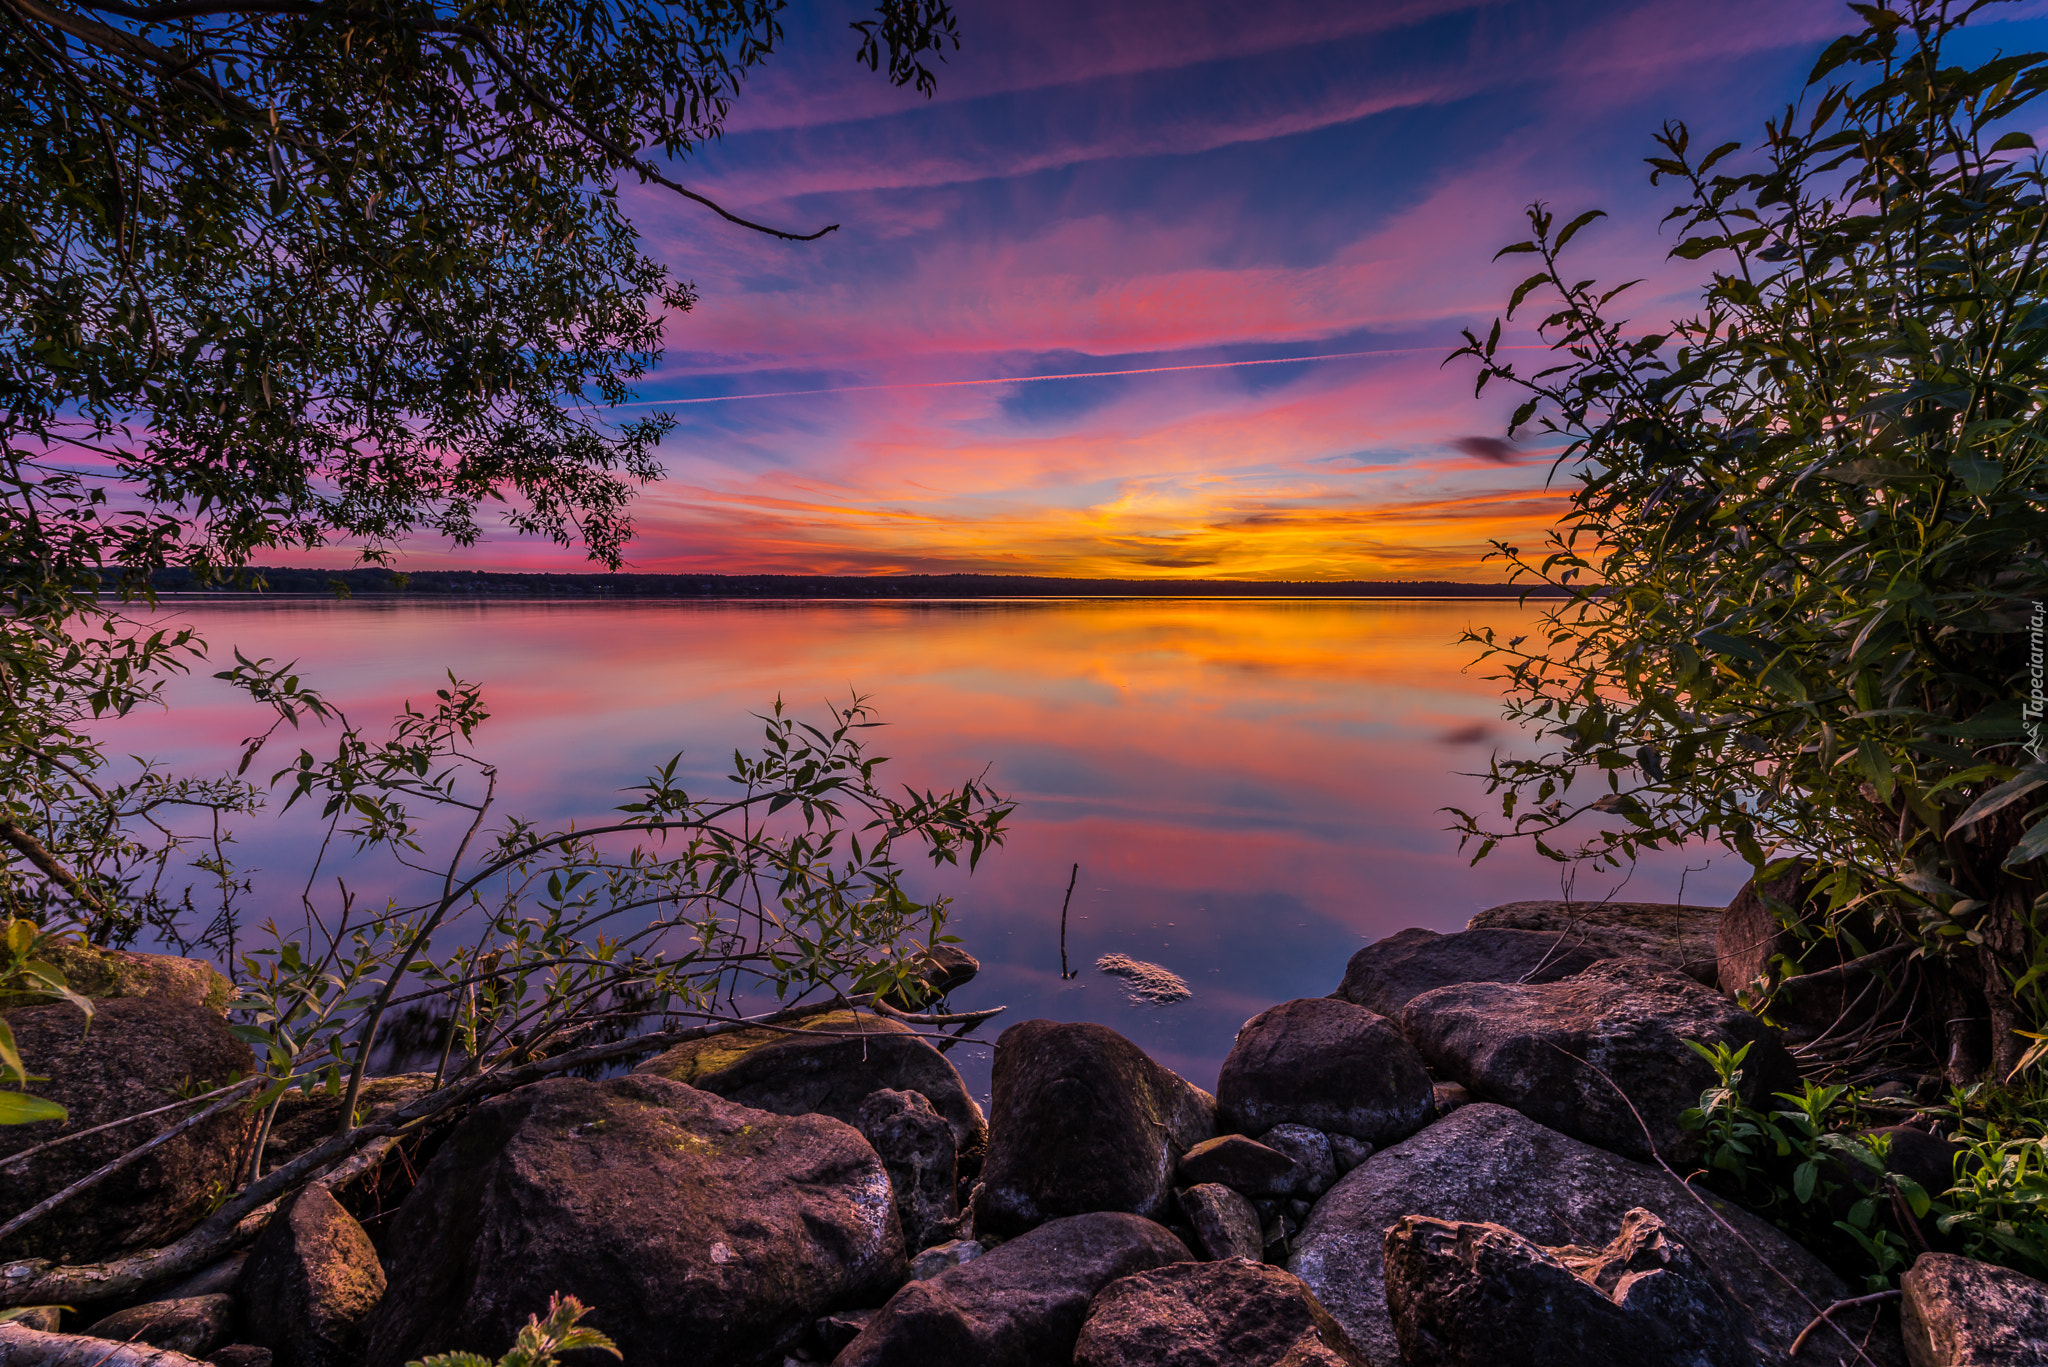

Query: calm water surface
[[103, 598, 1747, 1103]]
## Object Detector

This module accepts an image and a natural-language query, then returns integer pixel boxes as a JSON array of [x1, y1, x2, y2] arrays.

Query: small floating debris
[[1095, 953, 1192, 1006]]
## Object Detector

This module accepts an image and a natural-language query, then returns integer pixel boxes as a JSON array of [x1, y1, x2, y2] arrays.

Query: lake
[[100, 597, 1748, 1105]]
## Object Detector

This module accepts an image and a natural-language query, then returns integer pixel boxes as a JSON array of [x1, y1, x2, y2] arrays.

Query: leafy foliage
[[1682, 1038, 2048, 1285], [1449, 0, 2048, 1079], [0, 917, 91, 1124], [409, 1292, 619, 1367]]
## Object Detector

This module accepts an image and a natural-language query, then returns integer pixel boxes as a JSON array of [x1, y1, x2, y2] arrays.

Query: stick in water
[[1059, 863, 1079, 980]]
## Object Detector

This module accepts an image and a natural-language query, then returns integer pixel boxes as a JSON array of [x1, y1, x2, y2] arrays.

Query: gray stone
[[83, 1296, 236, 1358], [363, 1074, 905, 1367], [636, 1008, 987, 1170], [1468, 901, 1719, 983], [1181, 1184, 1263, 1262], [1288, 1103, 1900, 1367], [1329, 1134, 1372, 1173], [209, 1350, 273, 1367], [1398, 957, 1797, 1164], [1257, 1125, 1337, 1199], [1383, 1208, 1750, 1367], [1901, 1253, 2048, 1366], [0, 998, 255, 1264], [1717, 865, 1814, 1003], [834, 1212, 1190, 1367], [909, 1239, 983, 1280], [972, 1020, 1213, 1239], [1331, 926, 1611, 1017], [1074, 1258, 1369, 1367], [1217, 997, 1432, 1144], [857, 1087, 958, 1253], [237, 1186, 385, 1367], [1177, 1134, 1297, 1196]]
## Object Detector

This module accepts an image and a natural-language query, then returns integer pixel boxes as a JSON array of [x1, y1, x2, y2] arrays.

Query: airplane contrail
[[656, 346, 1440, 405]]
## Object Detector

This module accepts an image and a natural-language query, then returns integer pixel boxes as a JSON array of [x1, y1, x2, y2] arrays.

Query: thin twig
[[1790, 1290, 1901, 1357]]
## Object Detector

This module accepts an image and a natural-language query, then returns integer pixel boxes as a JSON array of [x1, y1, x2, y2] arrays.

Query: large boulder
[[1288, 1103, 1899, 1367], [857, 1087, 958, 1253], [362, 1074, 904, 1367], [636, 1008, 986, 1168], [1468, 901, 1719, 984], [1382, 1208, 1750, 1367], [833, 1212, 1190, 1367], [1217, 997, 1432, 1145], [1330, 927, 1612, 1017], [236, 1186, 386, 1367], [0, 998, 255, 1263], [0, 942, 234, 1014], [1074, 1259, 1368, 1367], [1398, 957, 1796, 1164], [972, 1020, 1214, 1239], [1901, 1253, 2048, 1366]]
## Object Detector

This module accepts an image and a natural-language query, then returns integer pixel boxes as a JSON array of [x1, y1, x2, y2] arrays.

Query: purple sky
[[378, 0, 2048, 578]]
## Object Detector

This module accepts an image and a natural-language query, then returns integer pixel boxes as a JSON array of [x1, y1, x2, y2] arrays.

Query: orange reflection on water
[[119, 597, 1745, 1096]]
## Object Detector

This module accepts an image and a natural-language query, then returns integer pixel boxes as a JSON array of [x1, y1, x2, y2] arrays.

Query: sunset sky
[[396, 0, 2048, 580]]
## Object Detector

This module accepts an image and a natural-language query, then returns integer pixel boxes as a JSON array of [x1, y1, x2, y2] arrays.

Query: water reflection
[[105, 598, 1746, 1104]]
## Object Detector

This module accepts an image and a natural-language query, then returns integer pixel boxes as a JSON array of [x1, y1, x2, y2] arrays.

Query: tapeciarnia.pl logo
[[2028, 601, 2046, 762]]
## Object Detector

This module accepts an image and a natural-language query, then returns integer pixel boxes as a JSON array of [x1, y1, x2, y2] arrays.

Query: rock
[[83, 1296, 236, 1358], [1177, 1134, 1297, 1196], [636, 1008, 987, 1170], [0, 941, 234, 1014], [1329, 1134, 1372, 1173], [5, 1311, 58, 1333], [1331, 926, 1612, 1017], [1216, 997, 1432, 1144], [1257, 1125, 1338, 1199], [1382, 1208, 1750, 1367], [858, 1088, 958, 1252], [1399, 957, 1796, 1164], [1717, 864, 1814, 1003], [209, 1350, 273, 1367], [1289, 1103, 1899, 1367], [1468, 901, 1720, 983], [362, 1074, 904, 1367], [0, 998, 255, 1263], [1432, 1081, 1473, 1117], [1901, 1252, 2048, 1366], [834, 1212, 1190, 1367], [909, 1238, 984, 1280], [972, 1020, 1213, 1239], [811, 1309, 876, 1359], [1181, 1184, 1263, 1262], [1074, 1258, 1368, 1367], [237, 1186, 385, 1367]]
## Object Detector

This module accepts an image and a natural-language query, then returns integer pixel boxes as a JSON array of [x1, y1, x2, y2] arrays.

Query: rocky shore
[[4, 897, 2044, 1367]]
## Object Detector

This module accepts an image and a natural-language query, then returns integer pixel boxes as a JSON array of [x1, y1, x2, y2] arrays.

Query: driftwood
[[0, 994, 1003, 1309], [0, 1323, 208, 1367]]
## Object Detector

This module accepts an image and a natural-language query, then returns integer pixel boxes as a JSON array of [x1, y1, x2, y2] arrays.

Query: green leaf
[[0, 1091, 67, 1125], [1992, 130, 2038, 152], [1794, 1160, 1818, 1203], [1857, 739, 1896, 803], [1953, 765, 2048, 833]]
